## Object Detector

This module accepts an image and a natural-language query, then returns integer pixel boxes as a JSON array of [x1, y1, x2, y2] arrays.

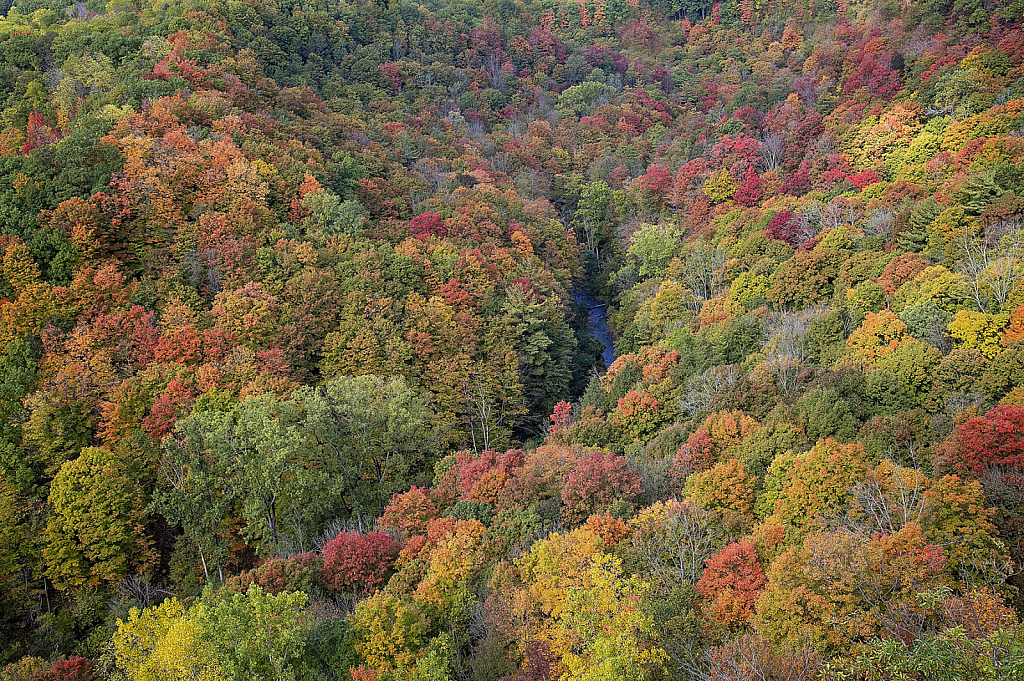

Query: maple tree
[[695, 540, 766, 629], [43, 447, 153, 590], [939, 405, 1024, 475], [322, 531, 401, 596], [560, 451, 643, 525]]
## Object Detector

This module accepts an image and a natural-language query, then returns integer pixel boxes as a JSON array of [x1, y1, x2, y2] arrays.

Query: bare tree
[[864, 207, 896, 241], [678, 241, 727, 309], [849, 462, 932, 535], [761, 132, 786, 172], [688, 634, 822, 681], [790, 207, 822, 245], [954, 223, 1024, 313], [117, 574, 170, 610], [678, 364, 741, 416], [632, 500, 726, 590], [485, 53, 504, 91], [761, 308, 821, 394], [413, 158, 451, 194]]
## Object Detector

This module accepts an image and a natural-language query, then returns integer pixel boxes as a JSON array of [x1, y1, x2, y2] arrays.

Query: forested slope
[[2, 0, 1024, 677]]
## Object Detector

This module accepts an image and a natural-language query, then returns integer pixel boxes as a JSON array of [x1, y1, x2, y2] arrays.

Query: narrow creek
[[572, 287, 616, 370]]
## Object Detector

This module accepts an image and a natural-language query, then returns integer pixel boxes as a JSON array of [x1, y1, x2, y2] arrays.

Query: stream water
[[572, 287, 616, 370]]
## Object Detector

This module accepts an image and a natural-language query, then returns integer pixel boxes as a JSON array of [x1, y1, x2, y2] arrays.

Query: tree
[[677, 241, 728, 307], [193, 585, 312, 681], [412, 518, 488, 619], [299, 374, 435, 518], [766, 248, 844, 309], [302, 190, 367, 235], [451, 448, 523, 504], [409, 212, 446, 239], [52, 51, 117, 119], [685, 459, 755, 527], [953, 226, 1024, 314], [627, 223, 682, 279], [703, 169, 737, 203], [322, 530, 401, 595], [44, 447, 153, 590], [500, 280, 575, 430], [630, 500, 726, 589], [558, 553, 667, 681], [172, 395, 326, 557], [847, 310, 912, 363], [561, 452, 642, 525], [0, 238, 58, 349], [697, 634, 820, 681], [350, 592, 431, 674], [939, 405, 1024, 476], [755, 525, 948, 648], [0, 338, 39, 493], [695, 540, 766, 630], [379, 487, 439, 539], [153, 422, 234, 585], [111, 598, 224, 681], [766, 439, 870, 533], [923, 474, 1006, 581], [732, 168, 762, 207], [572, 181, 613, 260], [948, 310, 1009, 359], [112, 586, 312, 681]]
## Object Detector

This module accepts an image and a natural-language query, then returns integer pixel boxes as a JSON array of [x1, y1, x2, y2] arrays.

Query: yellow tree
[[509, 527, 605, 672], [558, 553, 667, 681], [43, 447, 153, 590], [112, 598, 224, 681], [0, 237, 58, 348], [685, 459, 756, 529]]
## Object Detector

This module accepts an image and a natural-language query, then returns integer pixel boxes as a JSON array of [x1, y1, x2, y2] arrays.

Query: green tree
[[112, 586, 311, 681], [43, 447, 153, 590], [152, 419, 234, 584], [298, 374, 435, 517], [572, 181, 614, 260], [302, 190, 367, 235], [0, 339, 38, 494], [500, 283, 575, 429], [558, 553, 667, 681], [52, 51, 117, 119], [193, 585, 312, 681], [627, 222, 682, 279], [173, 396, 327, 557]]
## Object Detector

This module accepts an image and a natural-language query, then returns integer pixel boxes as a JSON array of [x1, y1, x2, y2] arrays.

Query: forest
[[2, 0, 1024, 676]]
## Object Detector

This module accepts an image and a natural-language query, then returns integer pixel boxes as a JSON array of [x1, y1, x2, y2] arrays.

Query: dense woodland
[[2, 0, 1024, 677]]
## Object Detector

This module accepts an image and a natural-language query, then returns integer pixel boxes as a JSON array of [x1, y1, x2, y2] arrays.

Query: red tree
[[549, 400, 574, 433], [764, 210, 798, 245], [561, 451, 642, 525], [695, 540, 766, 629], [23, 111, 57, 153], [848, 169, 879, 190], [453, 448, 524, 504], [48, 657, 97, 681], [939, 406, 1024, 476], [733, 167, 762, 207], [322, 531, 401, 594], [409, 211, 446, 238], [644, 165, 673, 198]]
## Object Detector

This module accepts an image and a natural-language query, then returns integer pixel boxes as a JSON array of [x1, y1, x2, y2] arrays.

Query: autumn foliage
[[939, 405, 1024, 475], [2, 0, 1024, 676], [322, 531, 402, 594]]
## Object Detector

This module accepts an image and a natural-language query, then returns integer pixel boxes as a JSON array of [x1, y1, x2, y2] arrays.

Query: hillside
[[2, 0, 1024, 677]]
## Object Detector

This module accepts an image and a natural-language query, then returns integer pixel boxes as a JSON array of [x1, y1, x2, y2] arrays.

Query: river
[[572, 287, 616, 370]]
